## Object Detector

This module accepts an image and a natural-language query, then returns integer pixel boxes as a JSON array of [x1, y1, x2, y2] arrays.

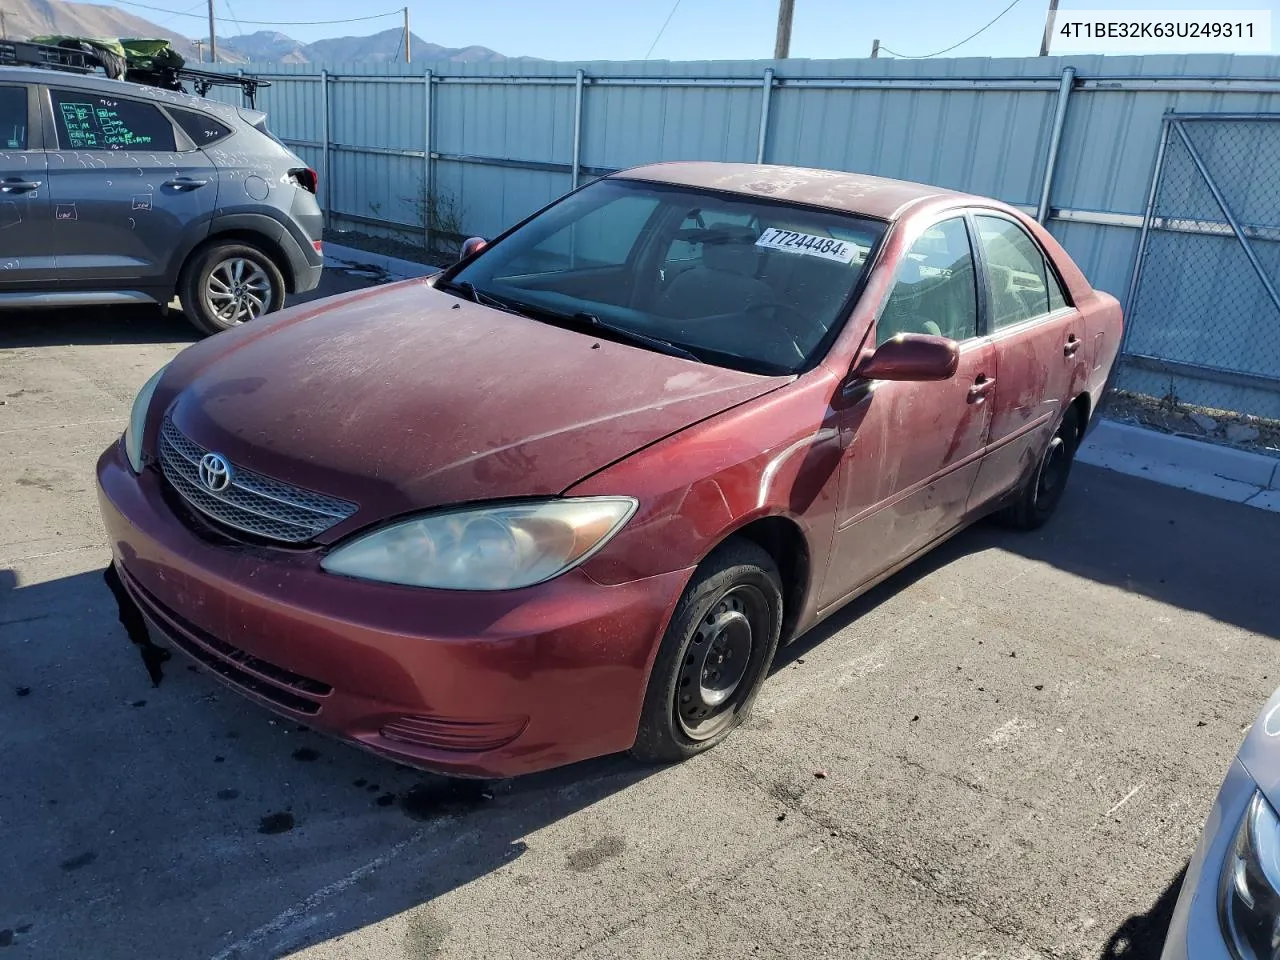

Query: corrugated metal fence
[[207, 55, 1280, 420]]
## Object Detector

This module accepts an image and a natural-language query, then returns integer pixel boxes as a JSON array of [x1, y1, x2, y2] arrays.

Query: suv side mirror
[[459, 237, 488, 261], [853, 333, 959, 382]]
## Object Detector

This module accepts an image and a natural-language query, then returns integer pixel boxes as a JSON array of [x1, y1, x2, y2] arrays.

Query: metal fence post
[[1036, 65, 1075, 223], [424, 68, 434, 250], [237, 68, 246, 109], [571, 68, 585, 189], [319, 69, 332, 223], [1120, 115, 1172, 358], [756, 67, 774, 164]]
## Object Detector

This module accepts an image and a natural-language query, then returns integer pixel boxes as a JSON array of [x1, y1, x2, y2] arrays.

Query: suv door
[[0, 82, 54, 288], [820, 215, 996, 607], [42, 85, 218, 290], [965, 212, 1081, 509]]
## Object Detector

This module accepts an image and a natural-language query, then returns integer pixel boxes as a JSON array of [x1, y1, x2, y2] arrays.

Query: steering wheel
[[743, 301, 813, 363]]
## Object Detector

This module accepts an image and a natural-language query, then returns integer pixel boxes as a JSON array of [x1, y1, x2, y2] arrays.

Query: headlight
[[320, 497, 638, 591], [1221, 791, 1280, 959], [124, 365, 168, 473]]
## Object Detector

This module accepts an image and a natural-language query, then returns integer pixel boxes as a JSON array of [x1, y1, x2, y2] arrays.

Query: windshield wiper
[[438, 278, 526, 315], [531, 307, 702, 362]]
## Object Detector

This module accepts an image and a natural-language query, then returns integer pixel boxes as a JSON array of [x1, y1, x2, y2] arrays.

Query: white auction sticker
[[755, 227, 858, 263], [1050, 10, 1271, 54]]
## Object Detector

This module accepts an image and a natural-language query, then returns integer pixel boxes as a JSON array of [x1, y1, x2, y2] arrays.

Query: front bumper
[[1160, 759, 1257, 960], [96, 440, 692, 778]]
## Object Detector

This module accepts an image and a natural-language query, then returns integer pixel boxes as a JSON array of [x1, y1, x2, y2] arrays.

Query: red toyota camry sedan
[[97, 162, 1122, 778]]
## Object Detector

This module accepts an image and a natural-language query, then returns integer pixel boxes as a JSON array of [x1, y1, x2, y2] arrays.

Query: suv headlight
[[320, 497, 637, 591], [1221, 791, 1280, 959], [124, 365, 168, 473]]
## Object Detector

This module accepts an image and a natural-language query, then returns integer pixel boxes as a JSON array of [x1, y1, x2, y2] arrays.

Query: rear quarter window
[[167, 107, 234, 148]]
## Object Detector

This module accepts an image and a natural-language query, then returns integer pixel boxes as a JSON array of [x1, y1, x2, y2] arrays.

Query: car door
[[42, 85, 217, 288], [0, 82, 55, 288], [820, 215, 996, 608], [965, 212, 1080, 510]]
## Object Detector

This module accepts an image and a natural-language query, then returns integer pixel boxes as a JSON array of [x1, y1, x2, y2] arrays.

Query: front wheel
[[996, 404, 1081, 531], [631, 540, 783, 764], [179, 242, 286, 336]]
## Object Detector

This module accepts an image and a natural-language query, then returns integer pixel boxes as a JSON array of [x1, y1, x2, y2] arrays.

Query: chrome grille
[[159, 417, 357, 543]]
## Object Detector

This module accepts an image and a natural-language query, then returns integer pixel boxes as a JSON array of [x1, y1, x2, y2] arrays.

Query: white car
[[1163, 686, 1280, 958]]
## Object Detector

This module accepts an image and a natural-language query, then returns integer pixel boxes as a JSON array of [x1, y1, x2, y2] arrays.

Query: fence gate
[[1122, 113, 1280, 422]]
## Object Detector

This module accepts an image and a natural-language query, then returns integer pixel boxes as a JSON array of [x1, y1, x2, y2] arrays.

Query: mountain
[[4, 0, 529, 65], [2, 0, 208, 61], [214, 31, 309, 64], [221, 28, 524, 65]]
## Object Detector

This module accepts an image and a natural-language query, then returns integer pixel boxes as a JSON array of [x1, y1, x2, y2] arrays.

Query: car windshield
[[444, 178, 887, 375]]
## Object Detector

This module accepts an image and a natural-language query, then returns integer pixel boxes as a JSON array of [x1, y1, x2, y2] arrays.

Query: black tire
[[996, 404, 1081, 531], [178, 241, 286, 336], [631, 539, 783, 764]]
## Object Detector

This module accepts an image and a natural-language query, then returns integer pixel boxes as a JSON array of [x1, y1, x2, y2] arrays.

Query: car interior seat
[[655, 224, 775, 319]]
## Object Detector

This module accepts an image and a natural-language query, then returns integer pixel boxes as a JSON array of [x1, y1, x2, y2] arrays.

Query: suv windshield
[[445, 178, 886, 374]]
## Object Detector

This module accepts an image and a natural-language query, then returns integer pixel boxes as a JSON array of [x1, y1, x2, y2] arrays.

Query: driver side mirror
[[853, 333, 959, 382], [459, 237, 488, 262]]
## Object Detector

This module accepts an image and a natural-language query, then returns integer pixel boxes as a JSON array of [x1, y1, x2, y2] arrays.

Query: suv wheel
[[180, 241, 286, 336]]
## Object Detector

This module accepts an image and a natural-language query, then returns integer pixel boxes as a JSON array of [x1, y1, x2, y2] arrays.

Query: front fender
[[568, 372, 842, 604]]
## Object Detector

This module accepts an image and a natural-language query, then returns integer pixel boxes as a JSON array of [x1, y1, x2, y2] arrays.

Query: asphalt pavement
[[2, 267, 1278, 959]]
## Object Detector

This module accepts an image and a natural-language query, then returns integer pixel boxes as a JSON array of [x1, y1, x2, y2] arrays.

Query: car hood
[[1239, 685, 1280, 813], [162, 279, 788, 539]]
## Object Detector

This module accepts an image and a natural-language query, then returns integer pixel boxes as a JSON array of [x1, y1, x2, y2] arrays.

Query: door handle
[[1064, 334, 1081, 357], [968, 375, 995, 403], [162, 178, 209, 191], [1, 179, 42, 193]]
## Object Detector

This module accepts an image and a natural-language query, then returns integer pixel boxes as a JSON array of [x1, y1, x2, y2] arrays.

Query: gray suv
[[0, 66, 323, 335]]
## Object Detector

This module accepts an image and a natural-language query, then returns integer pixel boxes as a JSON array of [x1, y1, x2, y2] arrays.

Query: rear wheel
[[179, 241, 286, 336], [996, 404, 1081, 530], [631, 540, 783, 764]]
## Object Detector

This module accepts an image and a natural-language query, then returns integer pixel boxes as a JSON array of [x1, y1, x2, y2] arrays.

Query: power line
[[111, 0, 403, 26], [221, 0, 246, 37], [644, 0, 683, 60], [880, 0, 1025, 59]]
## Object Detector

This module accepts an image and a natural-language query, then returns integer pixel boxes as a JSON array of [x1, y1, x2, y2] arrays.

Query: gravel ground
[[323, 228, 457, 270], [2, 277, 1278, 959], [1105, 390, 1280, 457]]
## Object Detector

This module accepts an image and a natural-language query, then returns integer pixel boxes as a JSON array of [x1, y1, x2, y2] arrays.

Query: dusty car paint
[[97, 162, 1123, 777]]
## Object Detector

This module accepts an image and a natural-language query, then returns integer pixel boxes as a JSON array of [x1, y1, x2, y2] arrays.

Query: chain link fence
[[1118, 115, 1280, 451]]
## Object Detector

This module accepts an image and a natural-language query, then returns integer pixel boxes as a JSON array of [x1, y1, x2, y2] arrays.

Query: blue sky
[[128, 0, 1280, 58]]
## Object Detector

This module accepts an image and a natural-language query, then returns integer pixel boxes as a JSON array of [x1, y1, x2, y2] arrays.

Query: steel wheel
[[676, 583, 769, 741], [995, 404, 1080, 530], [204, 257, 273, 325]]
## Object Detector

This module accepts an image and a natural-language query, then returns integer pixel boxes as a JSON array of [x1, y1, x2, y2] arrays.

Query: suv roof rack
[[0, 38, 270, 109]]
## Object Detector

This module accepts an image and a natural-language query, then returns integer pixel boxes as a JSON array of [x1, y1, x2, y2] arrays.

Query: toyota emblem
[[198, 452, 233, 493]]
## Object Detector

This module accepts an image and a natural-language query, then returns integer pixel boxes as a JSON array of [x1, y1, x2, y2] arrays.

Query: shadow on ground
[[778, 461, 1280, 671], [1099, 863, 1187, 959], [2, 461, 1271, 956], [0, 266, 380, 350]]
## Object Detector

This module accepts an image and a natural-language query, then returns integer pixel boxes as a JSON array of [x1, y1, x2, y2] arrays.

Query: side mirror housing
[[459, 237, 488, 261], [853, 333, 960, 382]]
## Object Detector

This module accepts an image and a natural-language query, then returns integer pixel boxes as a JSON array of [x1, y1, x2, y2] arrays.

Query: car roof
[[612, 161, 974, 222], [0, 65, 241, 122]]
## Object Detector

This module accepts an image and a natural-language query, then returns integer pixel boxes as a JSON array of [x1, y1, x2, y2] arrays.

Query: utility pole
[[194, 38, 205, 63], [870, 38, 880, 58], [0, 11, 7, 39], [403, 6, 411, 63], [1039, 0, 1059, 56], [773, 0, 794, 59], [207, 0, 217, 64]]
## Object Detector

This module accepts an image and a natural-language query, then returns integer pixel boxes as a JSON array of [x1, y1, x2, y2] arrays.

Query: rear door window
[[167, 107, 233, 148], [0, 86, 27, 149], [50, 89, 177, 152]]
